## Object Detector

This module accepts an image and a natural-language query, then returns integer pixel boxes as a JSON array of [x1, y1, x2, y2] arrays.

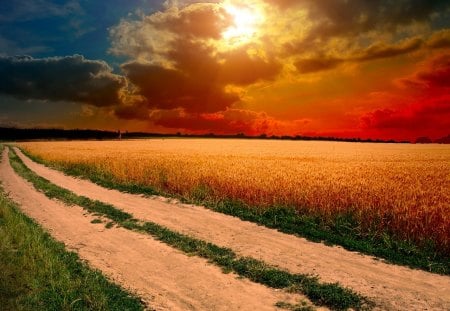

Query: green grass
[[0, 188, 144, 310], [9, 147, 371, 311], [19, 148, 449, 275]]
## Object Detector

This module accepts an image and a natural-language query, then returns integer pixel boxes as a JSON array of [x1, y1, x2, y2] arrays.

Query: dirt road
[[13, 147, 450, 310], [1, 147, 309, 310]]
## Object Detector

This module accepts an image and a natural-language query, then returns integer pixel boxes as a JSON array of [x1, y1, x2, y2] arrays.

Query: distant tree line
[[0, 127, 119, 140], [416, 135, 450, 144], [0, 127, 449, 144]]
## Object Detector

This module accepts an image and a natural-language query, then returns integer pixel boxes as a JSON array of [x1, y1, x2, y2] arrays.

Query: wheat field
[[18, 139, 450, 255]]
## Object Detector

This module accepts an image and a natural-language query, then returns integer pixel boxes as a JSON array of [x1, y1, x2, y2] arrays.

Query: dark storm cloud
[[283, 0, 450, 62], [306, 0, 449, 38], [114, 101, 150, 120], [0, 55, 125, 106], [121, 59, 240, 113], [268, 0, 449, 36]]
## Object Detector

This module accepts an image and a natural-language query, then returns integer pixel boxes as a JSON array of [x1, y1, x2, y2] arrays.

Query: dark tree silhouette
[[415, 136, 432, 144]]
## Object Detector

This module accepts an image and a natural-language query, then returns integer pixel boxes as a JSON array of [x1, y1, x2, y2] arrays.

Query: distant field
[[19, 139, 450, 260]]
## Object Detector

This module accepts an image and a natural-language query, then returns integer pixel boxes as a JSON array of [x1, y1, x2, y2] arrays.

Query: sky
[[1, 0, 449, 141]]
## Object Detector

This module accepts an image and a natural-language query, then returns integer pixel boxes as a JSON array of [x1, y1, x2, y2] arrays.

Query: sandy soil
[[14, 147, 450, 310], [1, 147, 309, 311]]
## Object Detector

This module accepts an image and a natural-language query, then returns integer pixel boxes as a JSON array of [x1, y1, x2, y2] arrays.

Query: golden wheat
[[18, 139, 450, 253]]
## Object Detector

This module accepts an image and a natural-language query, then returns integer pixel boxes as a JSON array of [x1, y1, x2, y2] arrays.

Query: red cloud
[[399, 52, 450, 89], [361, 97, 450, 133], [149, 108, 274, 135], [359, 52, 450, 139], [147, 108, 309, 136], [415, 54, 450, 88]]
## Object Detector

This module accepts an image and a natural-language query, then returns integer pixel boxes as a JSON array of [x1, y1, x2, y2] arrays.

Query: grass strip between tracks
[[8, 147, 372, 311]]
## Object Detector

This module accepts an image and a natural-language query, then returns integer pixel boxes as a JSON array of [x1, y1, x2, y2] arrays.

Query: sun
[[222, 3, 264, 46]]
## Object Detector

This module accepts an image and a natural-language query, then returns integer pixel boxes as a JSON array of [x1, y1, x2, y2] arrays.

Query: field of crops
[[19, 139, 450, 257]]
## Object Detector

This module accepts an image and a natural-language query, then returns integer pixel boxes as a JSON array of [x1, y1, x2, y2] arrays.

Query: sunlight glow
[[222, 3, 264, 46]]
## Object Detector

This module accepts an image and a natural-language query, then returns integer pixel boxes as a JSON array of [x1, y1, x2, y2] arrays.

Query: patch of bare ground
[[1, 148, 308, 311], [14, 147, 450, 310]]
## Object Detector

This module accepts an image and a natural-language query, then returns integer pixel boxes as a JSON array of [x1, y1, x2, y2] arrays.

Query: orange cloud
[[427, 29, 450, 49], [150, 3, 231, 39], [295, 38, 424, 73]]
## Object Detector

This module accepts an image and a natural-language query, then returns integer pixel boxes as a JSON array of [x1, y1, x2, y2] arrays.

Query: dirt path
[[15, 147, 450, 310], [1, 147, 309, 311]]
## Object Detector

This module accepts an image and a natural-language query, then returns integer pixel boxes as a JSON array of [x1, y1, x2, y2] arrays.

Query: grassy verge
[[18, 148, 449, 275], [0, 188, 143, 310], [9, 147, 371, 311]]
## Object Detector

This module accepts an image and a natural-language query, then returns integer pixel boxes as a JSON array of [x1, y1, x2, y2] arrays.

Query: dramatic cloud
[[399, 53, 450, 89], [150, 109, 271, 134], [274, 0, 450, 37], [354, 38, 423, 61], [427, 30, 450, 49], [361, 53, 450, 137], [295, 57, 343, 74], [0, 55, 125, 106], [284, 1, 450, 74], [295, 38, 424, 73], [361, 97, 450, 132], [150, 3, 230, 39], [220, 49, 281, 85], [114, 98, 150, 121], [111, 2, 281, 115], [121, 60, 240, 113], [414, 54, 450, 88], [109, 3, 229, 60], [147, 108, 307, 135]]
